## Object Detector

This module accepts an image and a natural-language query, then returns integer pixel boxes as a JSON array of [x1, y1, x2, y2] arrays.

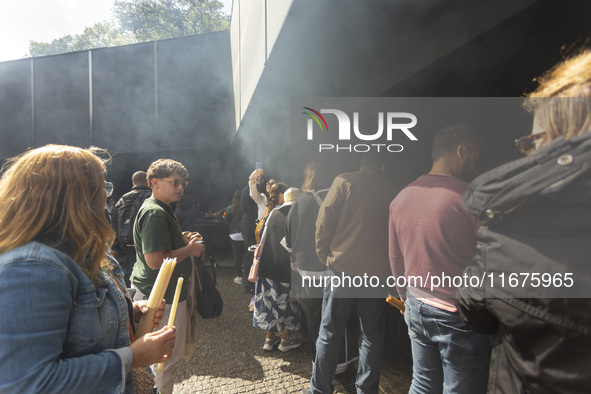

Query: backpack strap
[[311, 189, 328, 207]]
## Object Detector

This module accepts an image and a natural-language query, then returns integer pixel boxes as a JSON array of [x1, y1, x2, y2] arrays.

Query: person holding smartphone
[[239, 163, 268, 293]]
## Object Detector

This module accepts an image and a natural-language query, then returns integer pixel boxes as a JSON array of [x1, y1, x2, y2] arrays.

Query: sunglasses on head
[[514, 132, 547, 155], [161, 178, 188, 189]]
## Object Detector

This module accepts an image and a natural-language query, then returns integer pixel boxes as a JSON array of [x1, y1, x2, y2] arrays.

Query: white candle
[[157, 276, 183, 373], [149, 259, 171, 309], [156, 258, 177, 305], [167, 277, 183, 329]]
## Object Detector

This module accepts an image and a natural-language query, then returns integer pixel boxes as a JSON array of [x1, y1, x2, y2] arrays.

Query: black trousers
[[230, 239, 245, 277], [241, 220, 256, 292]]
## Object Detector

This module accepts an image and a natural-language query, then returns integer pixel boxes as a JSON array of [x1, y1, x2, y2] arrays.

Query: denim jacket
[[0, 241, 134, 393]]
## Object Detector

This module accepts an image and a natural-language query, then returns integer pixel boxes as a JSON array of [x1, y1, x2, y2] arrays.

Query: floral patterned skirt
[[253, 277, 301, 333]]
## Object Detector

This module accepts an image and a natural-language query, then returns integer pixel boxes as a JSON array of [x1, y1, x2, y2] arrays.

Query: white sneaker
[[263, 336, 281, 351], [234, 276, 243, 284]]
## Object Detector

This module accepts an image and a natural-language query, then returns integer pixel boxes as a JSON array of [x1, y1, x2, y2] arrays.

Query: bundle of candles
[[135, 258, 179, 339]]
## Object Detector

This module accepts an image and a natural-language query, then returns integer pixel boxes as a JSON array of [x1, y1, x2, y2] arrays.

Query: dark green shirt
[[131, 198, 191, 303]]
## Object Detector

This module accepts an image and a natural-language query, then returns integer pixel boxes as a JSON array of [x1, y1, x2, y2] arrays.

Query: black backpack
[[114, 188, 150, 245]]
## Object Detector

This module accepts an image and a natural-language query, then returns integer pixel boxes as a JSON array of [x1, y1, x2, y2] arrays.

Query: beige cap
[[283, 187, 301, 205]]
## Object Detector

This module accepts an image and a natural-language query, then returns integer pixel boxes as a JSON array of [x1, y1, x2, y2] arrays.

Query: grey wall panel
[[157, 32, 234, 150], [34, 52, 90, 148], [0, 60, 33, 159], [92, 42, 156, 153]]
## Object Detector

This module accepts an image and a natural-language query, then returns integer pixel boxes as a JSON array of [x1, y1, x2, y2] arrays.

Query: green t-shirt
[[130, 198, 191, 303]]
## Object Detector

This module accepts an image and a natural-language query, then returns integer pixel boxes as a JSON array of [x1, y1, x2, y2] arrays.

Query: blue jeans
[[404, 293, 491, 394], [310, 272, 386, 394]]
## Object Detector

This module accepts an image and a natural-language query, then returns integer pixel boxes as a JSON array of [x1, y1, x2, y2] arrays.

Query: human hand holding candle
[[157, 277, 183, 373], [135, 258, 177, 338], [130, 326, 176, 369], [134, 299, 166, 326]]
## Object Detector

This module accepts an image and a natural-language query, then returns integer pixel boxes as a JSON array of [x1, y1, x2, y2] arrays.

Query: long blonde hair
[[0, 145, 115, 278], [524, 49, 591, 142], [301, 160, 329, 192]]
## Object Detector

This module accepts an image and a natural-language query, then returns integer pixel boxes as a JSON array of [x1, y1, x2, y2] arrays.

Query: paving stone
[[172, 257, 411, 393]]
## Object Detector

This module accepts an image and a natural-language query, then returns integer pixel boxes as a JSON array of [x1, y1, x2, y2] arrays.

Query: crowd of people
[[0, 49, 589, 394]]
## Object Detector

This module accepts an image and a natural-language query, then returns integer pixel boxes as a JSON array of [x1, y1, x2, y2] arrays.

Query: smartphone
[[255, 162, 263, 170]]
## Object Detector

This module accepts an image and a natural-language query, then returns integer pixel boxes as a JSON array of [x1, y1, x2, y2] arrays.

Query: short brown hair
[[147, 159, 188, 183], [301, 160, 330, 192]]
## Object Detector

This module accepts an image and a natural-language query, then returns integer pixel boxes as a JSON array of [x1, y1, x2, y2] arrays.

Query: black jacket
[[240, 184, 258, 224], [259, 205, 292, 283], [456, 133, 591, 393], [224, 204, 242, 235], [174, 207, 203, 232], [111, 185, 151, 246], [284, 190, 328, 272]]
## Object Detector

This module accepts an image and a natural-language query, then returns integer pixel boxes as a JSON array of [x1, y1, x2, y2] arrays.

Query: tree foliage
[[28, 0, 229, 57], [29, 22, 133, 57], [114, 0, 229, 41]]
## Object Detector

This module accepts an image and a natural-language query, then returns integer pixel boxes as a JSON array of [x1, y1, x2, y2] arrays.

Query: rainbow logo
[[302, 107, 328, 131]]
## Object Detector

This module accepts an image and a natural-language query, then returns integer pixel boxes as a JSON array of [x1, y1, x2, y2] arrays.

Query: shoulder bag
[[193, 253, 223, 319]]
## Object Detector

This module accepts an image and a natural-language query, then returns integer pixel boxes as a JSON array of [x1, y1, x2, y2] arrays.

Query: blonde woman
[[456, 50, 591, 392], [0, 145, 174, 393]]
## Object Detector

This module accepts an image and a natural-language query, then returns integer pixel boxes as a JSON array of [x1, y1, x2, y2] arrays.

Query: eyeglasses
[[514, 132, 547, 155], [266, 181, 276, 186], [105, 181, 114, 197], [161, 178, 188, 189]]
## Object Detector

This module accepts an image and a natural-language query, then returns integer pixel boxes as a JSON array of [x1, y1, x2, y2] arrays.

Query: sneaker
[[234, 276, 243, 284], [263, 336, 281, 351], [278, 337, 302, 352]]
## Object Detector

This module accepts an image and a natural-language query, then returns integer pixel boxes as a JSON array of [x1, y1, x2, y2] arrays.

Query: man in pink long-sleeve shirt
[[389, 124, 491, 394]]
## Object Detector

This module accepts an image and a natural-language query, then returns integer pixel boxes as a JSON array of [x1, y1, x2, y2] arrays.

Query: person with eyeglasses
[[103, 181, 116, 256], [130, 159, 205, 394], [456, 50, 591, 393], [266, 178, 277, 194], [104, 181, 115, 224], [0, 145, 175, 393]]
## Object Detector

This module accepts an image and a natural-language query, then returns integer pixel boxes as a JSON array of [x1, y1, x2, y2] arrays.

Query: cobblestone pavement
[[172, 257, 411, 393]]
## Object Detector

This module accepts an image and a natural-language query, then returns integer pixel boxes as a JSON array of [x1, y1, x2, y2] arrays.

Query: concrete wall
[[0, 32, 237, 209]]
